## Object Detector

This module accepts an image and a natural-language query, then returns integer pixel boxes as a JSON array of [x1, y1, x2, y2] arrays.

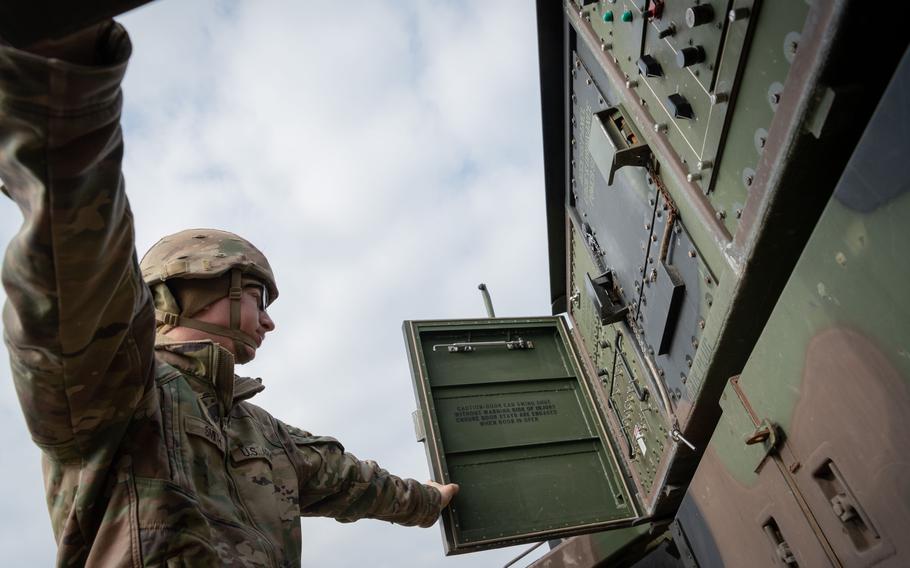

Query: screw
[[574, 60, 581, 69], [687, 173, 701, 182], [736, 208, 743, 219], [586, 78, 593, 86], [769, 92, 781, 105], [745, 174, 754, 186], [688, 250, 696, 258], [654, 122, 668, 133], [698, 319, 705, 329], [626, 79, 639, 88], [716, 210, 726, 220], [704, 275, 712, 285], [644, 223, 651, 230], [710, 92, 728, 105], [697, 160, 713, 171], [758, 136, 766, 148]]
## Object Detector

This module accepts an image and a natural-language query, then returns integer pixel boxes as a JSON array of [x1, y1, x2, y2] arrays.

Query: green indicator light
[[603, 10, 614, 22], [621, 10, 633, 22]]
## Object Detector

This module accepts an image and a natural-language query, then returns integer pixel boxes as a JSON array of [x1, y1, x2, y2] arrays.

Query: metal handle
[[671, 428, 696, 451], [433, 338, 534, 353]]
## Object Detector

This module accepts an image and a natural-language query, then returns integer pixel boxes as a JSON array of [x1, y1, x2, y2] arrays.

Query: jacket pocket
[[133, 477, 273, 567]]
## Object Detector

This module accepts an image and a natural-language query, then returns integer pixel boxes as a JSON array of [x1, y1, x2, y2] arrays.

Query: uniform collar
[[154, 335, 265, 414]]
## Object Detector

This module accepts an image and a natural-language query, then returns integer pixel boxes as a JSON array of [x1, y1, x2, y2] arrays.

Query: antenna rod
[[477, 283, 496, 318]]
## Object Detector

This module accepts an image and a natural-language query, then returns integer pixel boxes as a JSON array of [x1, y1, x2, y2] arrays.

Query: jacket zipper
[[221, 417, 279, 567]]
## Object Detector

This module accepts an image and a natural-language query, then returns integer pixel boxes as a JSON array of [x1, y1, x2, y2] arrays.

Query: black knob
[[677, 46, 706, 68], [685, 4, 714, 27], [637, 55, 663, 78], [667, 93, 694, 120]]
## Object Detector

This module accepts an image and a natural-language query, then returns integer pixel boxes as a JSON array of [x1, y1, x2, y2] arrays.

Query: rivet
[[687, 173, 701, 182], [626, 79, 639, 88], [698, 319, 705, 329], [688, 250, 696, 258], [654, 122, 668, 133], [697, 160, 712, 171]]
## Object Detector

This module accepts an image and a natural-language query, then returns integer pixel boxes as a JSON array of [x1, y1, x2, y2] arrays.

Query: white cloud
[[0, 0, 552, 565]]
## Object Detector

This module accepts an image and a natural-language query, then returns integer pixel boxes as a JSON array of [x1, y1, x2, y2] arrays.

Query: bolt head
[[710, 92, 728, 104]]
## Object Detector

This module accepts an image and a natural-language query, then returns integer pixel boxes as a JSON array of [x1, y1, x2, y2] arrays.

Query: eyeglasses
[[246, 284, 269, 311]]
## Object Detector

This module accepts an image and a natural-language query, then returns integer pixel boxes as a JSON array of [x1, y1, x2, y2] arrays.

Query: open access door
[[403, 317, 642, 555]]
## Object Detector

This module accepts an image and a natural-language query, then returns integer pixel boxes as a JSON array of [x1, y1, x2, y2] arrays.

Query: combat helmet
[[140, 229, 278, 359]]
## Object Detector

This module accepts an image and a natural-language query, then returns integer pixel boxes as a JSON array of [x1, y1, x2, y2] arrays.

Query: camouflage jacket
[[0, 24, 440, 567]]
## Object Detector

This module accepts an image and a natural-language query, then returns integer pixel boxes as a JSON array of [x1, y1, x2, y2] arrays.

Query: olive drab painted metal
[[405, 0, 909, 565], [403, 318, 640, 554]]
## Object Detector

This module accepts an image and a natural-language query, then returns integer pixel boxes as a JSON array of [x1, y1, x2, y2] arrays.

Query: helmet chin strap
[[155, 269, 259, 358]]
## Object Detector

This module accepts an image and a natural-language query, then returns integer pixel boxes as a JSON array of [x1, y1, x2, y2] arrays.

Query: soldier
[[0, 20, 457, 566]]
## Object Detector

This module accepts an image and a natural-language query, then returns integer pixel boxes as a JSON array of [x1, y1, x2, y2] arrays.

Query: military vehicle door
[[403, 316, 644, 555]]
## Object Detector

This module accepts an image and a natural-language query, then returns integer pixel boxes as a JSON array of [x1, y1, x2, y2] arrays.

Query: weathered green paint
[[722, 188, 910, 482], [403, 318, 638, 555]]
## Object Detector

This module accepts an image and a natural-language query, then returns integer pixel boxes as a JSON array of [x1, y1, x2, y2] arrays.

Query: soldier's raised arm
[[0, 22, 156, 462]]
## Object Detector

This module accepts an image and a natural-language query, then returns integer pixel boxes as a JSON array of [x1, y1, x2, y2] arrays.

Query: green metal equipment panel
[[403, 317, 639, 555]]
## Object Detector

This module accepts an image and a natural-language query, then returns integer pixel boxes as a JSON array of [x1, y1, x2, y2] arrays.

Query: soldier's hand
[[426, 480, 459, 508]]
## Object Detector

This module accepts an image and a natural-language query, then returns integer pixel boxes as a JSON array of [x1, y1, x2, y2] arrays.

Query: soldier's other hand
[[426, 480, 459, 508]]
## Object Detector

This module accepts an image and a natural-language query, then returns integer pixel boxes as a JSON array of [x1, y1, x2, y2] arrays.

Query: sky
[[0, 0, 553, 566]]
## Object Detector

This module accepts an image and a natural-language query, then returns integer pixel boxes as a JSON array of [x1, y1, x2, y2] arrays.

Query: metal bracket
[[744, 418, 781, 472], [433, 338, 535, 353], [412, 409, 426, 443]]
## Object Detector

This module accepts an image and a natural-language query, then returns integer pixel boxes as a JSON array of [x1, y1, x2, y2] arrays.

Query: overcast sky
[[0, 0, 553, 565]]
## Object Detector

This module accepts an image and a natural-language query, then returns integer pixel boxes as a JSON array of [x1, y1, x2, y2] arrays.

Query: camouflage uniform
[[0, 23, 441, 567]]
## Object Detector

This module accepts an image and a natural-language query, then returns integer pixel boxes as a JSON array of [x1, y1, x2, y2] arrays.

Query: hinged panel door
[[403, 317, 640, 555]]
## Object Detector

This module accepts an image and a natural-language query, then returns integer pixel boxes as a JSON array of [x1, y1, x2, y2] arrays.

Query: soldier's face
[[193, 285, 276, 362]]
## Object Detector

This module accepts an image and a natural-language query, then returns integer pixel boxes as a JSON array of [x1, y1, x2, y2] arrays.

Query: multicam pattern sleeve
[[0, 25, 157, 463], [278, 423, 443, 528]]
